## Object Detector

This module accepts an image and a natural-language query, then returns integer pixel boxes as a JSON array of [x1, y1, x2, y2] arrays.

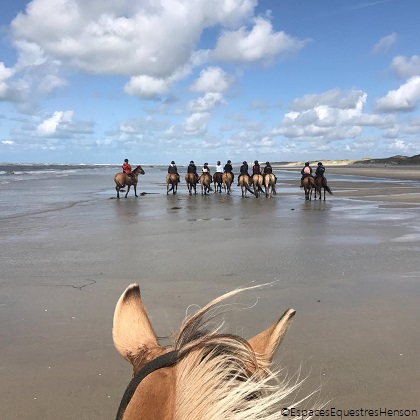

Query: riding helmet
[[254, 160, 258, 164], [305, 162, 309, 166], [204, 162, 208, 165], [217, 161, 221, 164], [171, 160, 175, 164], [227, 160, 231, 164], [124, 158, 128, 162], [266, 161, 270, 165], [243, 161, 247, 164], [318, 162, 323, 165], [190, 160, 194, 164]]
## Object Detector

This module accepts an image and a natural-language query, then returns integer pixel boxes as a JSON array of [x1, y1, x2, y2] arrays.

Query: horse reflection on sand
[[113, 284, 308, 420]]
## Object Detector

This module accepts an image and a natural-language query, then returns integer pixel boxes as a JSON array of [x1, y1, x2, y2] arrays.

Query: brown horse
[[185, 173, 198, 195], [313, 176, 333, 200], [166, 173, 179, 195], [199, 173, 212, 195], [238, 174, 256, 198], [251, 174, 265, 198], [213, 172, 223, 193], [264, 173, 277, 198], [302, 176, 319, 201], [113, 284, 299, 420], [114, 165, 145, 199], [222, 172, 233, 194]]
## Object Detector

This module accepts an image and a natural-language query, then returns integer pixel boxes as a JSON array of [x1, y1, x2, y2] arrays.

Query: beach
[[1, 164, 419, 418]]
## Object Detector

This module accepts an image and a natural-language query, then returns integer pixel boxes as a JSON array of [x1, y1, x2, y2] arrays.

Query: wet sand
[[1, 165, 419, 418]]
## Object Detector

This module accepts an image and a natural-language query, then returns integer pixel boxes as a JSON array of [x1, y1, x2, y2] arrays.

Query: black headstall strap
[[116, 350, 179, 420]]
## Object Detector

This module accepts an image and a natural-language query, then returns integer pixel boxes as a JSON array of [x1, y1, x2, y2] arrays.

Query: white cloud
[[187, 93, 225, 112], [183, 112, 211, 135], [0, 63, 16, 98], [190, 67, 231, 93], [371, 32, 397, 54], [212, 17, 309, 63], [391, 55, 420, 78], [124, 75, 171, 99], [37, 110, 74, 136], [375, 77, 420, 112], [1, 140, 15, 145]]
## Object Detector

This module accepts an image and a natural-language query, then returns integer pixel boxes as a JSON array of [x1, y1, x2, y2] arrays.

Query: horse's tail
[[324, 185, 333, 195], [245, 184, 256, 196], [309, 178, 321, 192]]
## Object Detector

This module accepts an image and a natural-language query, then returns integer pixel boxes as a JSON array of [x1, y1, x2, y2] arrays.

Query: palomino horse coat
[[166, 174, 179, 195], [302, 176, 318, 201], [264, 174, 277, 198], [199, 173, 212, 195], [252, 174, 265, 198], [313, 176, 333, 201], [113, 284, 298, 420], [185, 173, 198, 195], [238, 174, 256, 198], [114, 165, 145, 199], [213, 172, 223, 194], [222, 172, 233, 195]]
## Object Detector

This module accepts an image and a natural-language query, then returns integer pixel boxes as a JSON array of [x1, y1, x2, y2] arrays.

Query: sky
[[1, 0, 420, 165]]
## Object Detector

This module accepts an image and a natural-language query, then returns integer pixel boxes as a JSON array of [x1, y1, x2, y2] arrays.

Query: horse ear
[[113, 284, 165, 371], [247, 308, 296, 369]]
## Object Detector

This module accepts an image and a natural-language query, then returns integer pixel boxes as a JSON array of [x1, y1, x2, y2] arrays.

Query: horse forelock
[[169, 288, 306, 420]]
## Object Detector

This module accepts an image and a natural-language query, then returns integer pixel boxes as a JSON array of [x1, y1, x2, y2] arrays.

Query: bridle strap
[[116, 350, 179, 420]]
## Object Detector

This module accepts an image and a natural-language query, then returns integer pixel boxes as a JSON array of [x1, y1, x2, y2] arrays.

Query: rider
[[202, 162, 212, 182], [187, 160, 199, 182], [314, 162, 325, 179], [168, 160, 181, 183], [251, 160, 261, 180], [263, 161, 277, 184], [215, 161, 223, 173], [122, 158, 134, 179], [224, 160, 234, 182], [300, 162, 312, 187], [237, 161, 250, 186]]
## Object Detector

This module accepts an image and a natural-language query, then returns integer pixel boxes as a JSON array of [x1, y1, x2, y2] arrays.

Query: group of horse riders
[[300, 161, 325, 187], [165, 159, 278, 185]]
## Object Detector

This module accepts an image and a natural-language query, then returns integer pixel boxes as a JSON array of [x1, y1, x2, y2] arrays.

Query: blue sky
[[1, 0, 419, 164]]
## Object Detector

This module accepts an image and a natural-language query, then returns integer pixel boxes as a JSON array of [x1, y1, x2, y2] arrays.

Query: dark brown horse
[[114, 165, 145, 199], [213, 172, 223, 193], [238, 174, 256, 198], [166, 173, 179, 195], [313, 176, 333, 200], [302, 176, 319, 201], [113, 284, 300, 420], [199, 173, 212, 195], [185, 173, 198, 195], [222, 172, 233, 194]]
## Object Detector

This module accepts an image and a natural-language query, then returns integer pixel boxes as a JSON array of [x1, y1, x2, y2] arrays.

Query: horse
[[185, 173, 198, 195], [302, 176, 319, 201], [199, 173, 212, 195], [313, 176, 333, 201], [213, 172, 223, 194], [264, 174, 277, 198], [166, 173, 179, 195], [238, 174, 256, 198], [114, 165, 145, 199], [113, 284, 300, 420], [251, 174, 265, 198], [222, 172, 233, 195]]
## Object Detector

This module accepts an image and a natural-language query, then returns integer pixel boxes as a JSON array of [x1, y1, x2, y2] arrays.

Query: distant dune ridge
[[269, 154, 420, 167]]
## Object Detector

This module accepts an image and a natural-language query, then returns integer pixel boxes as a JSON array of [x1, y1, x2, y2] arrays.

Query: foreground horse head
[[113, 284, 298, 420], [114, 166, 145, 199], [313, 176, 333, 201], [185, 173, 198, 195], [199, 173, 212, 195], [264, 174, 277, 198], [166, 174, 179, 195], [222, 172, 233, 194]]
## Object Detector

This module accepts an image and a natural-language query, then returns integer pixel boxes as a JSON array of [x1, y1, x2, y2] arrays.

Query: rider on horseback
[[168, 161, 180, 183], [237, 161, 250, 186], [251, 160, 261, 180], [314, 162, 325, 179], [300, 162, 312, 187], [202, 162, 212, 183], [187, 160, 199, 182], [122, 159, 134, 179], [224, 160, 234, 182], [263, 161, 277, 184], [215, 161, 223, 173]]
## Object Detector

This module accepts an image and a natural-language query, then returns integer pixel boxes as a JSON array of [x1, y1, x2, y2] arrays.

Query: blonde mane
[[171, 288, 306, 420]]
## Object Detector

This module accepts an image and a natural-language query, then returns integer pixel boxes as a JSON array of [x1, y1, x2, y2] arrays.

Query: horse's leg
[[125, 185, 130, 198], [134, 184, 138, 197], [116, 185, 120, 199]]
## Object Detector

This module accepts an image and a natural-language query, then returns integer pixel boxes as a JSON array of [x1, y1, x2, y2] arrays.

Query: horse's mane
[[171, 287, 308, 420]]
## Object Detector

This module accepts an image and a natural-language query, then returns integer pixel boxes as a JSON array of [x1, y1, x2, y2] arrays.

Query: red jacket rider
[[122, 159, 133, 176]]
